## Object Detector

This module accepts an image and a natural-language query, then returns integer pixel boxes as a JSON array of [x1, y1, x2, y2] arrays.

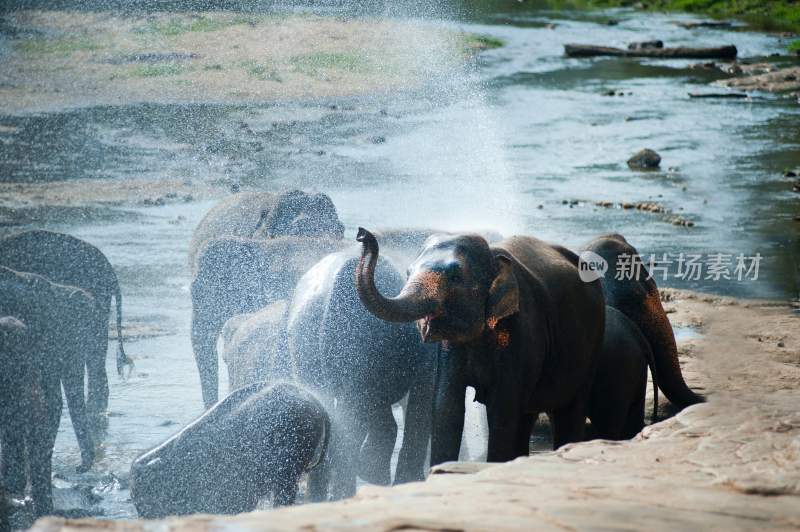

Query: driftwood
[[688, 92, 749, 99], [565, 44, 738, 60], [677, 21, 732, 29]]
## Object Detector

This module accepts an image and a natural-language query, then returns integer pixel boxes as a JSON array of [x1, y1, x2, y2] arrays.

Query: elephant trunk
[[640, 281, 703, 408], [355, 228, 437, 323]]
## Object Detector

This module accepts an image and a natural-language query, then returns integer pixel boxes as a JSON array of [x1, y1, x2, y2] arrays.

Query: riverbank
[[0, 10, 500, 115], [30, 290, 800, 530], [562, 0, 800, 35]]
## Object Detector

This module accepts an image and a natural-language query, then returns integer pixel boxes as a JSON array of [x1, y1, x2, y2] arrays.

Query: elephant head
[[355, 228, 518, 345], [254, 190, 345, 240]]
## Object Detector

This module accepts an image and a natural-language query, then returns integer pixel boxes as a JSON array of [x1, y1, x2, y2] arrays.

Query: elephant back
[[286, 249, 419, 406], [0, 229, 115, 307], [189, 192, 278, 272]]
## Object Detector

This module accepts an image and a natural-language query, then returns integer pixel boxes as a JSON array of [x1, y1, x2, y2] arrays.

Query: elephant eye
[[447, 267, 463, 283]]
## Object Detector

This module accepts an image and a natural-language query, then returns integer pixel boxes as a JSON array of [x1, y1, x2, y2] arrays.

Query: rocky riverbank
[[30, 289, 800, 531]]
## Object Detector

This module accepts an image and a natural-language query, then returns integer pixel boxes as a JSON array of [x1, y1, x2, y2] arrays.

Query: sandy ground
[[0, 10, 486, 115], [30, 289, 800, 530]]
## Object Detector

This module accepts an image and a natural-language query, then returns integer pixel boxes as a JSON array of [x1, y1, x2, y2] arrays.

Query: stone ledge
[[31, 293, 800, 531]]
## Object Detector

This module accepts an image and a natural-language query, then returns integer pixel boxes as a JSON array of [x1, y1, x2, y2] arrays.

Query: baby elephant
[[588, 306, 658, 440], [130, 382, 329, 518]]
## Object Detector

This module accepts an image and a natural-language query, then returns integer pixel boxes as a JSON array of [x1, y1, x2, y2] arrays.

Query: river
[[0, 0, 798, 523]]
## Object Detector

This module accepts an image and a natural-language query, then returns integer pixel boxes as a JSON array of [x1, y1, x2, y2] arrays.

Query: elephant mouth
[[418, 313, 441, 342]]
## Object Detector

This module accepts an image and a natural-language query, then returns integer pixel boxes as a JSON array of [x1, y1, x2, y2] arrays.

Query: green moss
[[289, 52, 372, 75], [130, 64, 191, 77], [462, 33, 506, 53], [133, 14, 262, 37], [242, 61, 282, 82], [789, 40, 800, 54], [16, 36, 100, 56]]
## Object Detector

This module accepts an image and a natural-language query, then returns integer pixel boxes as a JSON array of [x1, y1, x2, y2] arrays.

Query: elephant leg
[[85, 314, 110, 417], [430, 346, 467, 467], [271, 470, 300, 507], [486, 401, 523, 462], [328, 406, 367, 501], [551, 392, 590, 449], [191, 305, 222, 409], [514, 413, 535, 457], [62, 355, 95, 472], [29, 370, 61, 516], [622, 395, 646, 439], [0, 425, 26, 496], [358, 404, 396, 486], [395, 361, 435, 484], [306, 442, 332, 503]]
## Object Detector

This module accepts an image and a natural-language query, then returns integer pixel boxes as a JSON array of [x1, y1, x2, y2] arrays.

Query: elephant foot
[[88, 411, 109, 435], [76, 452, 95, 474]]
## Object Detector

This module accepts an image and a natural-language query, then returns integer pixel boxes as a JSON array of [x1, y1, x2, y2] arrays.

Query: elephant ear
[[486, 252, 519, 330]]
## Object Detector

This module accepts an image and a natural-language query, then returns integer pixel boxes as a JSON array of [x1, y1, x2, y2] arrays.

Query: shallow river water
[[1, 0, 798, 522]]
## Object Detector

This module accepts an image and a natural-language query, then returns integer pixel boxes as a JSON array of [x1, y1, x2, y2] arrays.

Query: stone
[[627, 148, 662, 170]]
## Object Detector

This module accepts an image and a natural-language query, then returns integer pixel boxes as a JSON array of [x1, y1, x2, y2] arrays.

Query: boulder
[[627, 149, 661, 170]]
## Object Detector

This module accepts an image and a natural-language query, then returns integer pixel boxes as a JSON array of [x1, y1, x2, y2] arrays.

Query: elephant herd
[[0, 189, 703, 522]]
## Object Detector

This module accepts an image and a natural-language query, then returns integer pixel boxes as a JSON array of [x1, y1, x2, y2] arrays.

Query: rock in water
[[627, 149, 662, 170]]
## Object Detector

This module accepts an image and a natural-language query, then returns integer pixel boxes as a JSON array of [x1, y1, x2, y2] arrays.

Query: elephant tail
[[113, 274, 134, 376], [640, 280, 703, 408]]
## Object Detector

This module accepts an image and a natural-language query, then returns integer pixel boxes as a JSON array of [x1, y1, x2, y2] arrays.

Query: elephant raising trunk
[[355, 228, 439, 323]]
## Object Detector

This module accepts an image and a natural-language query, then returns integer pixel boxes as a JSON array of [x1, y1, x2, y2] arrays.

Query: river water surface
[[1, 1, 798, 522]]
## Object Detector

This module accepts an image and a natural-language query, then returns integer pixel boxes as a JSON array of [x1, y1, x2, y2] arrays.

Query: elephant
[[220, 300, 289, 391], [588, 306, 658, 440], [190, 190, 347, 408], [129, 381, 329, 518], [0, 267, 98, 516], [581, 233, 704, 408], [0, 229, 131, 419], [285, 247, 435, 500], [355, 228, 605, 464]]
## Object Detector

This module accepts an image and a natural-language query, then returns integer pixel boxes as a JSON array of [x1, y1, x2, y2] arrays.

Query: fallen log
[[688, 92, 749, 99], [677, 21, 732, 29], [564, 43, 738, 60]]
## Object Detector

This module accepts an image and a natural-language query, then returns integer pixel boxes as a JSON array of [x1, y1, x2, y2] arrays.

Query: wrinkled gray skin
[[286, 248, 435, 501], [581, 233, 703, 408], [130, 382, 329, 518], [588, 306, 658, 440], [221, 300, 289, 391], [0, 268, 97, 517], [355, 229, 605, 464], [0, 230, 131, 420], [189, 190, 346, 408]]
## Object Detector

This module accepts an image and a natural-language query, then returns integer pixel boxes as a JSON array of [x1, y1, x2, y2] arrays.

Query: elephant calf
[[588, 306, 658, 440], [220, 300, 289, 392], [0, 267, 97, 517], [130, 382, 329, 518]]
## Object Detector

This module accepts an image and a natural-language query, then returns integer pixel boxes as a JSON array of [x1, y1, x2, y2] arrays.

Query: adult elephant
[[130, 382, 329, 517], [0, 267, 97, 517], [0, 230, 131, 418], [580, 233, 703, 408], [189, 190, 346, 408], [286, 247, 435, 500], [355, 228, 605, 464]]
